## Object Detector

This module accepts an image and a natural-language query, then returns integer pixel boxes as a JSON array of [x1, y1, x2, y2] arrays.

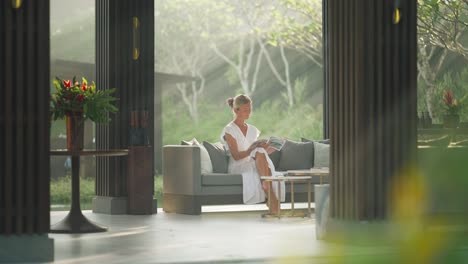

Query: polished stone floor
[[47, 204, 341, 264], [46, 204, 468, 264]]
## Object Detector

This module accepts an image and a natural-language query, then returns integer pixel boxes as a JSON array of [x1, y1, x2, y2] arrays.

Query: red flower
[[51, 76, 118, 123], [63, 80, 71, 88], [442, 89, 462, 115], [443, 90, 453, 107]]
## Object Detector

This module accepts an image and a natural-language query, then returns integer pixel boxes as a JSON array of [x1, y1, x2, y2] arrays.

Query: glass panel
[[50, 0, 96, 210], [156, 0, 325, 147], [417, 1, 468, 144]]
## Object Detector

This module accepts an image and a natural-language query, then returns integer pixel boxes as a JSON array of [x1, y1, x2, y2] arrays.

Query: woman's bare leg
[[255, 152, 279, 213]]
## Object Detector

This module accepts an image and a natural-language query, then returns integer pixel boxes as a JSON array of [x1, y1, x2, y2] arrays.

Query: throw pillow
[[181, 138, 200, 146], [268, 151, 281, 170], [313, 141, 330, 168], [181, 138, 213, 173], [203, 141, 229, 173], [278, 139, 314, 171]]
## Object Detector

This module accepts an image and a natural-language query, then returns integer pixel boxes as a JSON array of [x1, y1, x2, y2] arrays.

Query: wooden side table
[[260, 176, 313, 218], [49, 149, 128, 233]]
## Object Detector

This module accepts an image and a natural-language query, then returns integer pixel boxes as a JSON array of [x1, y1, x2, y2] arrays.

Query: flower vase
[[66, 112, 84, 151], [443, 114, 460, 128]]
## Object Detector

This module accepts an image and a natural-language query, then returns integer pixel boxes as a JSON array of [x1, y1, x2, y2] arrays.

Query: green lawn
[[50, 175, 163, 211]]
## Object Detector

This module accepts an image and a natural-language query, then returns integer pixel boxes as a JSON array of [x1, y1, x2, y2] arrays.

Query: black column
[[94, 0, 155, 214], [322, 0, 329, 139], [0, 0, 53, 261], [327, 0, 417, 221]]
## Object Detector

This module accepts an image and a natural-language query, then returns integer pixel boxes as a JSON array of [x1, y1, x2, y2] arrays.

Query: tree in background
[[267, 0, 323, 68], [156, 0, 324, 110], [156, 0, 217, 123], [236, 0, 296, 107], [221, 0, 323, 108], [417, 0, 468, 117], [199, 0, 265, 97]]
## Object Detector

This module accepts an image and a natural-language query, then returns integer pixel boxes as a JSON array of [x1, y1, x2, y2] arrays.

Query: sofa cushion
[[268, 151, 281, 170], [202, 173, 243, 186], [181, 138, 213, 173], [203, 141, 229, 173], [278, 139, 314, 171], [313, 141, 330, 168]]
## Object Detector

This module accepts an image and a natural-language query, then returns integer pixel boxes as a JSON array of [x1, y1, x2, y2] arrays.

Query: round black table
[[50, 149, 128, 233]]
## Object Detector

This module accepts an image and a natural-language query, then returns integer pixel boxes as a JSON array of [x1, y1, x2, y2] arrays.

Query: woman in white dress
[[221, 94, 283, 214]]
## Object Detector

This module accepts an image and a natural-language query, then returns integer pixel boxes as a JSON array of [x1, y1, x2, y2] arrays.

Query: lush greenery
[[50, 175, 163, 210], [162, 83, 323, 146], [50, 77, 118, 123], [50, 176, 95, 210], [417, 0, 468, 122], [420, 66, 468, 123]]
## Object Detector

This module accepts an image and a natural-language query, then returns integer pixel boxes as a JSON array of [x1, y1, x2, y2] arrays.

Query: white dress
[[221, 121, 285, 204]]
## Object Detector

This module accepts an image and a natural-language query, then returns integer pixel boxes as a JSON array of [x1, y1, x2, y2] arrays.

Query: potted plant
[[442, 90, 462, 128], [50, 76, 118, 151]]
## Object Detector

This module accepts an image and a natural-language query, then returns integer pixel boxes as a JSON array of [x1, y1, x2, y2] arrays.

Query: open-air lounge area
[[2, 0, 468, 263]]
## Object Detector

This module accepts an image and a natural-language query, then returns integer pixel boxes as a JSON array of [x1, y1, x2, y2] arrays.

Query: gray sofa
[[163, 139, 330, 215]]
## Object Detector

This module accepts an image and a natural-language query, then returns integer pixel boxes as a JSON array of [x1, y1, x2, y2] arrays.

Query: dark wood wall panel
[[96, 0, 112, 197], [0, 0, 50, 234], [327, 0, 417, 221], [96, 0, 155, 197], [322, 0, 329, 138]]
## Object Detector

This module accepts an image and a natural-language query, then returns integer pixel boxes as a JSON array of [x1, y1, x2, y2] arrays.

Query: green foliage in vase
[[50, 76, 118, 123]]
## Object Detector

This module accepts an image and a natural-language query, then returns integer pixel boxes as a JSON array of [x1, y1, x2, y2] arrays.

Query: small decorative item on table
[[50, 76, 118, 150]]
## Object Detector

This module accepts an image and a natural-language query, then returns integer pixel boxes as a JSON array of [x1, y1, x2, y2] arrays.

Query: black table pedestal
[[50, 156, 107, 233]]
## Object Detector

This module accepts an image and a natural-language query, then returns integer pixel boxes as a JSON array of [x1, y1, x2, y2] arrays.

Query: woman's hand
[[258, 142, 270, 149], [249, 141, 268, 152], [266, 146, 276, 154]]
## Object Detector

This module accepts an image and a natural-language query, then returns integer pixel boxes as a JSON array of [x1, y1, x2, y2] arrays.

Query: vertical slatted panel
[[364, 0, 375, 219], [327, 0, 417, 221], [2, 0, 14, 233], [96, 0, 111, 197], [0, 0, 50, 235], [343, 0, 349, 220], [351, 0, 358, 220], [15, 0, 25, 234], [336, 0, 343, 219], [37, 0, 51, 232], [328, 0, 337, 218], [96, 0, 154, 198], [322, 0, 329, 139]]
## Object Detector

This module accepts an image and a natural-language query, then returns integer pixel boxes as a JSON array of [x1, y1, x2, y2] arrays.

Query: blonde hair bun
[[226, 98, 234, 108], [227, 94, 251, 110]]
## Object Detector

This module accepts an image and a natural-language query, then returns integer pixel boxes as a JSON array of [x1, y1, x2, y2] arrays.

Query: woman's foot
[[269, 203, 279, 215]]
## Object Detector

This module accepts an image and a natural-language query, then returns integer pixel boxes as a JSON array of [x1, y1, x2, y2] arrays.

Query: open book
[[250, 136, 285, 151]]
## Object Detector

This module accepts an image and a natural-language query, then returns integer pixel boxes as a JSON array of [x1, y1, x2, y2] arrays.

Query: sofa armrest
[[163, 145, 202, 195]]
